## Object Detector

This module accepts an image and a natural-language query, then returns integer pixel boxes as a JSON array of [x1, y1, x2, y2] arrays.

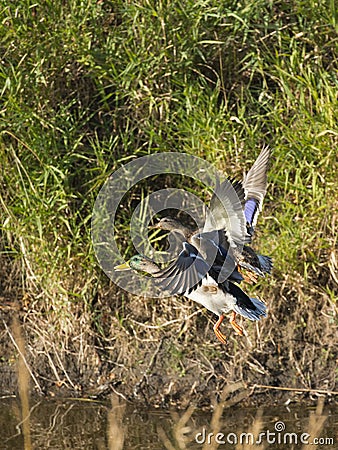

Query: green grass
[[0, 0, 337, 402]]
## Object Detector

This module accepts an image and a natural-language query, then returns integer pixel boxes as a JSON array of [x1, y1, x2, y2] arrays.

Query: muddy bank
[[1, 270, 337, 409]]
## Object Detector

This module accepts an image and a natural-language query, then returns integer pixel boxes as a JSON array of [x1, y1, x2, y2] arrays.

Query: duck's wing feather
[[243, 146, 271, 235], [154, 242, 209, 295], [191, 230, 240, 283], [203, 177, 249, 246]]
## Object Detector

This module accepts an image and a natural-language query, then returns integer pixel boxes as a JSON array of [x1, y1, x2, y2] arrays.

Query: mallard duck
[[154, 147, 272, 283], [114, 148, 271, 343], [115, 251, 267, 344]]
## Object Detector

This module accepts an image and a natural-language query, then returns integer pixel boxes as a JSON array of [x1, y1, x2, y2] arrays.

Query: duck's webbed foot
[[213, 315, 227, 344], [229, 311, 243, 335], [237, 266, 259, 285]]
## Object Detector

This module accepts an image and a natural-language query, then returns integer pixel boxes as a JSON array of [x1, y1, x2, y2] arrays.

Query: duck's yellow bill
[[114, 261, 130, 271]]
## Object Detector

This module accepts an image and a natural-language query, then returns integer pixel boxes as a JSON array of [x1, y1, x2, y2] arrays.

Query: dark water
[[0, 395, 336, 449]]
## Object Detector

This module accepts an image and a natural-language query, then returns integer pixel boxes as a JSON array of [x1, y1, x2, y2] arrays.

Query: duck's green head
[[114, 255, 159, 274]]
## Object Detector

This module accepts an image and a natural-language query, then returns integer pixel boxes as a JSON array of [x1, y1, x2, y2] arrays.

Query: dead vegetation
[[1, 257, 336, 408], [0, 0, 337, 411]]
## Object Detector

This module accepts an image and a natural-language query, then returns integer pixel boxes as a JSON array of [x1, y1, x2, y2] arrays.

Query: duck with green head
[[115, 250, 267, 344]]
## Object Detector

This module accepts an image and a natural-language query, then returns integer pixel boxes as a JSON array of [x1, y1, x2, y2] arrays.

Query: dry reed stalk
[[107, 393, 126, 450], [10, 316, 33, 450], [301, 397, 328, 450]]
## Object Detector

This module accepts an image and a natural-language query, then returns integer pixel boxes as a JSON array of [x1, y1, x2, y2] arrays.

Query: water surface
[[0, 395, 336, 449]]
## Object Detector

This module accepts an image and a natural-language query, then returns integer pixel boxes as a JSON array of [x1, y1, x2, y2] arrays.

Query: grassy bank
[[0, 0, 337, 405]]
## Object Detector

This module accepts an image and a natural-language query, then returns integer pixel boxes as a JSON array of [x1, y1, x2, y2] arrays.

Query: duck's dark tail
[[257, 254, 273, 274], [234, 296, 267, 321], [225, 281, 267, 321]]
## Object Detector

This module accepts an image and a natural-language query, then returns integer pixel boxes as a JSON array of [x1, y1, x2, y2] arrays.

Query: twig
[[18, 237, 38, 288], [253, 384, 338, 395], [134, 337, 166, 398], [110, 387, 129, 402], [3, 320, 43, 394], [52, 344, 76, 389]]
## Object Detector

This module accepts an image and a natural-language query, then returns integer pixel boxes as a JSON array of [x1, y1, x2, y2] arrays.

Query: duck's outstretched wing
[[154, 242, 209, 295], [243, 146, 271, 237], [203, 177, 249, 246], [190, 229, 242, 283]]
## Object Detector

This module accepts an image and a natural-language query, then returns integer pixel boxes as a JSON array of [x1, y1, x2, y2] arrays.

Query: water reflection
[[107, 394, 125, 450], [0, 395, 336, 449], [4, 316, 33, 450]]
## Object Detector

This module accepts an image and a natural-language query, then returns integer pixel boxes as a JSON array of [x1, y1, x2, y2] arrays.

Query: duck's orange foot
[[213, 314, 227, 344], [238, 266, 259, 285], [245, 271, 259, 284], [229, 311, 243, 336]]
